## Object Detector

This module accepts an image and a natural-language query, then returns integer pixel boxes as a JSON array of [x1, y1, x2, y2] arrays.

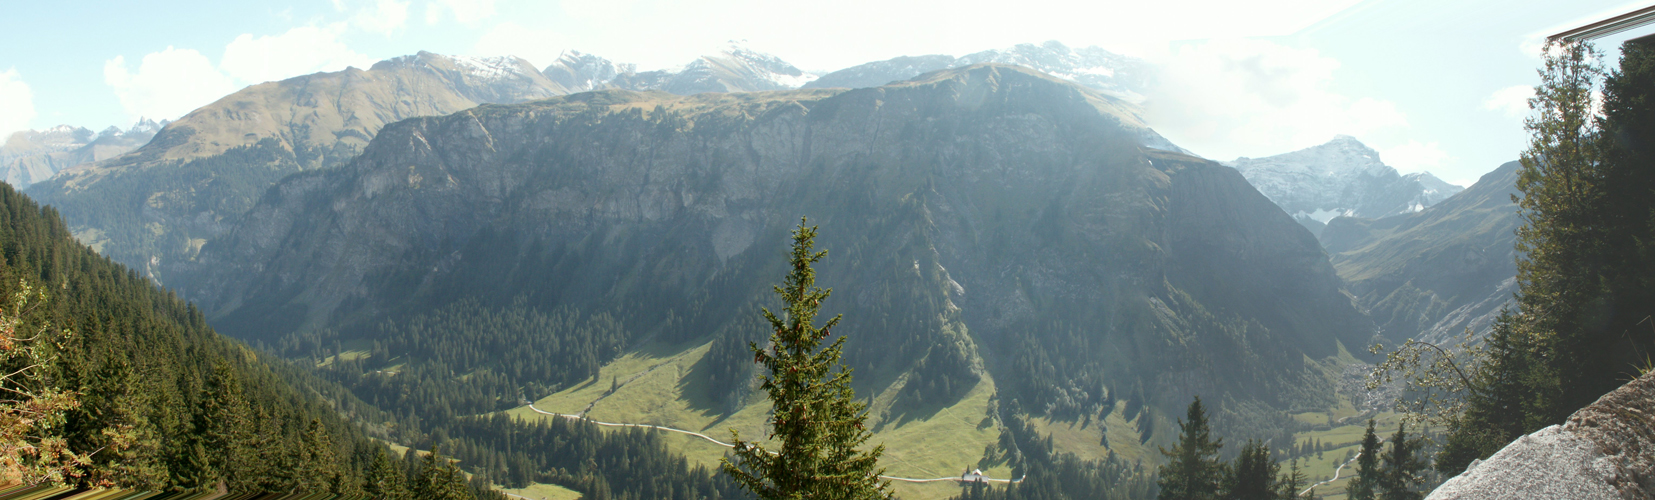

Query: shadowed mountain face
[[173, 65, 1372, 426], [1322, 161, 1521, 344], [24, 51, 570, 282]]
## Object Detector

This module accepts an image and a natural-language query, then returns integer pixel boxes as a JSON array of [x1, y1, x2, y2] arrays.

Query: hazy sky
[[0, 0, 1648, 185]]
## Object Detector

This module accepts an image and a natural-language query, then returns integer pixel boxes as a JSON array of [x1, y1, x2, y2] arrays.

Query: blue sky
[[0, 0, 1647, 185]]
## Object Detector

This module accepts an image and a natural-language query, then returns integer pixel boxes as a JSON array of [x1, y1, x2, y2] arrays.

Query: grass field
[[502, 336, 1011, 500]]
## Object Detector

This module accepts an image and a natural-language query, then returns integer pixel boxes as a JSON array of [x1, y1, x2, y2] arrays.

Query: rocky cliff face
[[25, 52, 570, 281], [174, 65, 1372, 428], [1227, 136, 1464, 237], [0, 120, 160, 187], [1322, 162, 1519, 344]]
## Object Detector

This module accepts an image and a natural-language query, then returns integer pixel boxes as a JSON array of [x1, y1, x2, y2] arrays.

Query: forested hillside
[[0, 181, 389, 492]]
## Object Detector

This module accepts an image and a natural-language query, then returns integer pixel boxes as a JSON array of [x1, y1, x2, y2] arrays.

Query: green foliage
[[1347, 420, 1380, 500], [1279, 458, 1307, 500], [412, 446, 474, 500], [1157, 397, 1223, 500], [287, 299, 630, 426], [953, 408, 1155, 500], [0, 180, 400, 492], [721, 218, 893, 500], [437, 413, 741, 500], [1222, 440, 1278, 500], [1377, 424, 1426, 500], [1416, 38, 1655, 476], [366, 448, 411, 499], [0, 278, 86, 485]]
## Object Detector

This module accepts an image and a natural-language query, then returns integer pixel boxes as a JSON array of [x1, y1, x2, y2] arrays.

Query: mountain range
[[23, 42, 1189, 288], [1227, 135, 1463, 237], [0, 119, 162, 187], [155, 65, 1374, 497]]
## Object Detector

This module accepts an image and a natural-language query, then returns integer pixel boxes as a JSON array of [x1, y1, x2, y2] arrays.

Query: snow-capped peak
[[1228, 136, 1465, 234]]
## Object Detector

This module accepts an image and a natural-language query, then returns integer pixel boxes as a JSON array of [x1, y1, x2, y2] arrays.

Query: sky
[[0, 0, 1649, 186]]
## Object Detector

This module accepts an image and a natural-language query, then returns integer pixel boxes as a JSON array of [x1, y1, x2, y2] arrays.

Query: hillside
[[165, 64, 1375, 497], [24, 52, 568, 284], [0, 181, 399, 492], [1321, 161, 1520, 344]]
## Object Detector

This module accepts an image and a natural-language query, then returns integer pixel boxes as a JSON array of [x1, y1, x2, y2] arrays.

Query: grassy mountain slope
[[25, 52, 567, 284], [1321, 161, 1520, 344], [173, 64, 1374, 497]]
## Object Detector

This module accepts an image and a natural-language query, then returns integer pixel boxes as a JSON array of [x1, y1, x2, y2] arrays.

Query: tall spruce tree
[[1157, 397, 1223, 500], [1280, 458, 1307, 500], [411, 447, 474, 500], [1347, 420, 1381, 500], [1223, 440, 1278, 500], [1512, 39, 1610, 425], [720, 218, 892, 500], [365, 448, 411, 499], [1377, 424, 1426, 500]]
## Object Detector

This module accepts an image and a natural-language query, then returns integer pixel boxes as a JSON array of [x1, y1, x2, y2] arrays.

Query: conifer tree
[[1280, 458, 1307, 500], [412, 447, 475, 500], [720, 218, 892, 500], [1377, 424, 1426, 500], [202, 362, 255, 490], [1512, 39, 1609, 424], [1347, 420, 1380, 500], [1157, 397, 1223, 500], [365, 448, 411, 499], [1223, 440, 1278, 500]]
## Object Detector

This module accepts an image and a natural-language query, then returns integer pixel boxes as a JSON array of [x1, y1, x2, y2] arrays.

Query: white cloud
[[104, 47, 239, 122], [1380, 140, 1450, 173], [221, 25, 376, 84], [474, 22, 567, 66], [1483, 85, 1534, 119], [1145, 38, 1408, 160], [427, 0, 496, 25], [352, 0, 410, 35], [0, 68, 36, 141]]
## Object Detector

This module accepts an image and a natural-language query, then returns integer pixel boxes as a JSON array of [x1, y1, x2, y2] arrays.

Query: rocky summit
[[1227, 135, 1463, 237]]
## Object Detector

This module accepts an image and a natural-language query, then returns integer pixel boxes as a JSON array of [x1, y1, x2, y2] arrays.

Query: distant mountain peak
[[804, 40, 1151, 103], [1229, 136, 1465, 236]]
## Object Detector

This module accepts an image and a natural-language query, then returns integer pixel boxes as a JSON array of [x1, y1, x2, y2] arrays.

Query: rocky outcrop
[[1428, 371, 1655, 499]]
